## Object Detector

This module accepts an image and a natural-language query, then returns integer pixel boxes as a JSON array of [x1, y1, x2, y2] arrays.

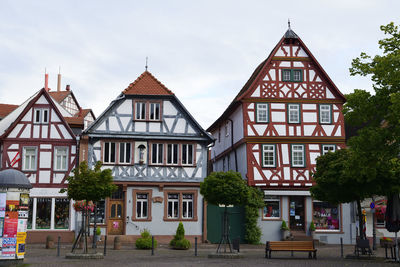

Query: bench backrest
[[268, 241, 314, 250]]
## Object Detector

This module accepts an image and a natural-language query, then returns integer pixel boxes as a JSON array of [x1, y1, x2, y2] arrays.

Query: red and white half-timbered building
[[0, 84, 91, 243], [208, 28, 355, 244]]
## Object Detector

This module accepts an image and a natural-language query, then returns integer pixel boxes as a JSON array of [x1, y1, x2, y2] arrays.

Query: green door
[[206, 204, 245, 243]]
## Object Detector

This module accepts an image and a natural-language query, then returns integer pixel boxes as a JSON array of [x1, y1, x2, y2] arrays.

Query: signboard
[[17, 219, 27, 233], [0, 193, 6, 218], [16, 232, 26, 258], [2, 237, 16, 258], [3, 213, 18, 238], [19, 194, 29, 209]]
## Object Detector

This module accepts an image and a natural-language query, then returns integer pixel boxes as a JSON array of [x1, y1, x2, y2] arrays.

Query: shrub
[[96, 227, 101, 236], [170, 222, 191, 250], [309, 221, 316, 231], [135, 229, 157, 249], [281, 220, 289, 231]]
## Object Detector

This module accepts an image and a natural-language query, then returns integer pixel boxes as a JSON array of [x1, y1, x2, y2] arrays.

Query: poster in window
[[17, 219, 27, 233], [0, 193, 6, 218], [2, 237, 16, 258], [19, 194, 29, 209]]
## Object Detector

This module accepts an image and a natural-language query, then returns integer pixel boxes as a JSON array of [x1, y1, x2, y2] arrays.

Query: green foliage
[[280, 220, 289, 231], [60, 161, 117, 202], [200, 171, 248, 206], [170, 222, 191, 250], [135, 229, 157, 249], [309, 221, 316, 232], [244, 187, 264, 244], [96, 227, 101, 236]]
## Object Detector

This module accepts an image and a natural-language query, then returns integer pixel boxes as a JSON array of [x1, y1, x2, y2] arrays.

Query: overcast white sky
[[0, 1, 399, 129]]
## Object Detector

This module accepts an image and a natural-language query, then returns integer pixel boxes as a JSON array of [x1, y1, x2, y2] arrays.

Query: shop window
[[54, 147, 68, 171], [263, 196, 281, 219], [27, 198, 33, 229], [55, 198, 69, 229], [36, 198, 51, 229], [313, 201, 340, 230], [182, 194, 193, 219], [103, 142, 116, 163], [119, 142, 131, 164], [256, 103, 269, 123], [23, 147, 37, 171], [90, 200, 106, 224], [182, 144, 194, 165]]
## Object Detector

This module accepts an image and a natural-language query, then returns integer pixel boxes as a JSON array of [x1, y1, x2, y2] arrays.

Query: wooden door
[[107, 200, 124, 235]]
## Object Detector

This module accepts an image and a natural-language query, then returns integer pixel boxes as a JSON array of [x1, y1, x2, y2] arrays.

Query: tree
[[200, 171, 263, 252], [60, 161, 117, 254]]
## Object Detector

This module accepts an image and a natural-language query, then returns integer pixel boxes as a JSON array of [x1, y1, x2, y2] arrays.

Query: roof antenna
[[288, 18, 291, 29], [145, 57, 148, 71]]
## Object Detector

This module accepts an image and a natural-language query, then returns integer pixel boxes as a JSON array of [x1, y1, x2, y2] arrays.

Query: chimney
[[45, 73, 49, 91], [66, 84, 70, 91], [57, 73, 61, 92]]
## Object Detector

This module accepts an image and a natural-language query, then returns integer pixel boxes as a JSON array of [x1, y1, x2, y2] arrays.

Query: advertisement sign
[[2, 237, 16, 258], [3, 214, 18, 238], [0, 192, 6, 218], [19, 194, 29, 208], [16, 232, 26, 258], [17, 219, 27, 233]]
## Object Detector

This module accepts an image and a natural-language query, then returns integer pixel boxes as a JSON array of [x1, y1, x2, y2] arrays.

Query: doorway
[[107, 186, 124, 235], [289, 196, 305, 231]]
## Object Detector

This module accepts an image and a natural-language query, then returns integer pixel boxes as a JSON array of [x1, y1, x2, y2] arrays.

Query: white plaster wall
[[116, 99, 132, 114], [163, 100, 177, 116]]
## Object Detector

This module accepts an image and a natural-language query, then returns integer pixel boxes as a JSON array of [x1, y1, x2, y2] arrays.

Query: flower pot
[[281, 230, 290, 240]]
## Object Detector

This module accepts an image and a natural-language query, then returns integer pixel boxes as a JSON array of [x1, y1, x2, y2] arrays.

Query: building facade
[[208, 28, 356, 244], [80, 71, 213, 241]]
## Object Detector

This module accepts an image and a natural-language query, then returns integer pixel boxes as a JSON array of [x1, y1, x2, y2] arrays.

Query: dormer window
[[149, 103, 160, 120], [34, 108, 49, 124], [135, 102, 146, 120], [134, 101, 162, 121]]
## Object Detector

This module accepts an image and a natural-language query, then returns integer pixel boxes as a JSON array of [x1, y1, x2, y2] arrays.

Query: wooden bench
[[265, 241, 317, 259]]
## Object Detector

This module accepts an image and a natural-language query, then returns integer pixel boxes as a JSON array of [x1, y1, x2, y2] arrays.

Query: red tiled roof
[[0, 104, 18, 118], [123, 71, 174, 96], [48, 90, 71, 103], [64, 116, 84, 126]]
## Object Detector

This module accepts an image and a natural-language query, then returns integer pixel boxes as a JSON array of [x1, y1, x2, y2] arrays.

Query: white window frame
[[262, 144, 276, 167], [149, 102, 160, 121], [135, 102, 146, 120], [103, 142, 116, 163], [181, 144, 194, 165], [256, 103, 268, 123], [23, 147, 37, 171], [167, 144, 179, 165], [119, 142, 131, 164], [319, 104, 332, 124], [182, 194, 193, 219], [293, 70, 302, 82], [54, 146, 68, 171], [33, 108, 49, 124], [282, 69, 291, 81], [151, 143, 164, 164], [291, 144, 305, 167], [136, 193, 148, 219], [288, 104, 300, 123], [167, 193, 179, 219], [322, 144, 336, 155], [263, 196, 281, 219]]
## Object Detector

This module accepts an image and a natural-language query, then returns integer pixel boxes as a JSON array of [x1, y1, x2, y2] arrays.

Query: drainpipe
[[227, 119, 238, 172]]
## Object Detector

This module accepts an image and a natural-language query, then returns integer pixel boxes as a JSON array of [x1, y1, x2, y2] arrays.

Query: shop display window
[[27, 198, 33, 229], [55, 198, 70, 229], [263, 196, 280, 219], [36, 198, 51, 229], [313, 201, 340, 230], [90, 200, 106, 224]]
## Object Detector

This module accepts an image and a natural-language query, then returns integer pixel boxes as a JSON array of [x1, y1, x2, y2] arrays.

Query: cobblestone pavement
[[8, 243, 400, 267]]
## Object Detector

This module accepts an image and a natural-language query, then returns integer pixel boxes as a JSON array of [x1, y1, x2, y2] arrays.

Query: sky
[[0, 0, 399, 129]]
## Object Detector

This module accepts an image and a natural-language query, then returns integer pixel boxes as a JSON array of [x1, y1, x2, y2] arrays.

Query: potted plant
[[135, 229, 157, 249], [309, 221, 316, 239], [280, 220, 290, 240], [95, 227, 101, 242], [380, 237, 393, 247], [170, 222, 191, 250]]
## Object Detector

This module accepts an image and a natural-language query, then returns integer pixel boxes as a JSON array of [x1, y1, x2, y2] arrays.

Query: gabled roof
[[0, 104, 18, 119], [207, 28, 346, 132], [49, 89, 82, 112], [123, 71, 174, 96]]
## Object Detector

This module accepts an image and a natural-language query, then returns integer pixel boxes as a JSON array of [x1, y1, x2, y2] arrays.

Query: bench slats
[[265, 240, 317, 259]]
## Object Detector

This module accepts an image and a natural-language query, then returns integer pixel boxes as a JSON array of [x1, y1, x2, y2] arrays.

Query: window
[[167, 144, 178, 165], [132, 190, 152, 221], [119, 143, 131, 164], [225, 122, 229, 137], [182, 194, 193, 219], [136, 194, 148, 219], [36, 198, 51, 229], [256, 103, 268, 123], [319, 104, 332, 124], [291, 144, 305, 167], [54, 147, 68, 171], [27, 198, 33, 229], [55, 198, 69, 229], [288, 104, 300, 123], [151, 143, 164, 164], [322, 145, 336, 155], [135, 102, 146, 120], [281, 69, 303, 82], [164, 190, 198, 221], [262, 144, 276, 167], [167, 193, 179, 219], [263, 196, 281, 219], [90, 200, 106, 224], [313, 201, 340, 230], [23, 147, 37, 171], [34, 108, 49, 124], [103, 142, 116, 163], [182, 144, 194, 165], [149, 103, 160, 120]]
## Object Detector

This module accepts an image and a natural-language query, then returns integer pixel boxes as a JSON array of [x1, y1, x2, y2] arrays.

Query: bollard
[[104, 235, 107, 256], [114, 236, 121, 250], [340, 237, 343, 258], [57, 236, 61, 257], [151, 236, 154, 256], [195, 237, 197, 256]]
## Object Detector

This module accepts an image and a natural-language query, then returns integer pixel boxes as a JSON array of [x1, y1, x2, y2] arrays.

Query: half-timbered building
[[81, 71, 213, 241], [0, 87, 80, 242], [208, 27, 355, 244]]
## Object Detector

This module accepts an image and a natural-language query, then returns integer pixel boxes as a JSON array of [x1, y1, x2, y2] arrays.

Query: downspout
[[227, 119, 238, 172], [203, 139, 215, 242]]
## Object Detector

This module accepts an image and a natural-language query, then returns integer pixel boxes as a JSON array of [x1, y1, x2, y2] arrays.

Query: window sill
[[132, 217, 152, 222], [163, 217, 198, 222], [261, 217, 282, 221]]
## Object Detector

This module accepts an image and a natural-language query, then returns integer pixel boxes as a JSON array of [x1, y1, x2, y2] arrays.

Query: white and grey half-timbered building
[[80, 71, 213, 241], [208, 28, 356, 244]]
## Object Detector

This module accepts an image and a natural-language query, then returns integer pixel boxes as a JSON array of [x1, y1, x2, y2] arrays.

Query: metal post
[[93, 205, 97, 249], [372, 197, 376, 250], [57, 236, 61, 257], [104, 235, 107, 256], [195, 237, 198, 256], [340, 237, 343, 258], [151, 236, 154, 256]]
